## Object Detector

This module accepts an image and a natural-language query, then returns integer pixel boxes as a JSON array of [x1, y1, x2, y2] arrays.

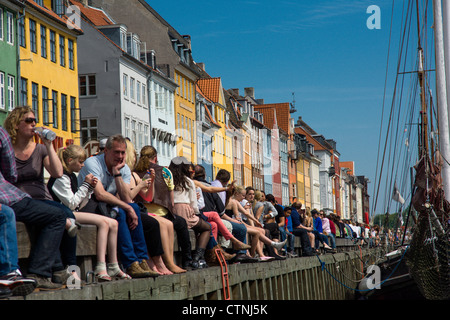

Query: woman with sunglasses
[[4, 106, 80, 284]]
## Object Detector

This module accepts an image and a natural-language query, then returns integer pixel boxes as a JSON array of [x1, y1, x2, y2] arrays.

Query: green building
[[0, 0, 23, 124]]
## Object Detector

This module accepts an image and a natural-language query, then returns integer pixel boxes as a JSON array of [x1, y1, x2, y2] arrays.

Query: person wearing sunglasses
[[4, 106, 80, 289]]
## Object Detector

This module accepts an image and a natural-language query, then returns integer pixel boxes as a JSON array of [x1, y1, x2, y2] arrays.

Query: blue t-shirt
[[290, 208, 301, 228], [314, 217, 323, 233], [77, 153, 131, 196]]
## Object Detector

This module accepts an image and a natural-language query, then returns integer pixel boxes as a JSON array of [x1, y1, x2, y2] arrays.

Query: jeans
[[228, 221, 247, 254], [0, 205, 19, 276], [11, 197, 66, 278], [313, 231, 329, 249], [279, 227, 295, 253], [115, 203, 149, 269], [328, 233, 336, 249], [40, 200, 77, 267], [292, 227, 314, 254]]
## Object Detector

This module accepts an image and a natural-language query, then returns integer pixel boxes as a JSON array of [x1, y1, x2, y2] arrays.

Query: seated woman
[[125, 140, 183, 275], [4, 106, 79, 285], [225, 186, 286, 261], [168, 157, 212, 269], [48, 145, 130, 281]]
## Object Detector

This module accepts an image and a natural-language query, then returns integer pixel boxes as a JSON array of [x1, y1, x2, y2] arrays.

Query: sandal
[[107, 262, 132, 280], [95, 272, 111, 282]]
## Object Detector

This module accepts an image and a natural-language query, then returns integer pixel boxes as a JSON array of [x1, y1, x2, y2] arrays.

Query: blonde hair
[[125, 139, 137, 170], [3, 106, 34, 145], [254, 190, 262, 201], [134, 145, 157, 173], [57, 145, 87, 172]]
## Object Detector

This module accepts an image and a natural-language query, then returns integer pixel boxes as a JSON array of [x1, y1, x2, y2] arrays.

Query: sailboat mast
[[417, 0, 429, 158], [433, 0, 450, 197]]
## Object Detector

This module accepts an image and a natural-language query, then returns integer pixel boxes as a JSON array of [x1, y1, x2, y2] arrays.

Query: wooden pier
[[14, 222, 381, 300]]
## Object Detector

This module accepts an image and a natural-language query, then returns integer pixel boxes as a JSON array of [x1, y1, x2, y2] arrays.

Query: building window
[[52, 0, 65, 17], [136, 81, 141, 104], [130, 77, 135, 101], [7, 75, 14, 111], [6, 12, 13, 45], [42, 86, 49, 125], [18, 17, 25, 47], [68, 39, 74, 69], [20, 78, 27, 106], [52, 90, 58, 128], [0, 9, 3, 41], [61, 93, 67, 131], [131, 119, 136, 146], [0, 73, 4, 109], [40, 25, 47, 58], [50, 30, 56, 63], [122, 74, 128, 98], [81, 118, 97, 144], [79, 75, 96, 97], [59, 35, 65, 67], [124, 117, 130, 139], [70, 96, 77, 133], [31, 82, 39, 122], [142, 84, 147, 108], [29, 19, 37, 53]]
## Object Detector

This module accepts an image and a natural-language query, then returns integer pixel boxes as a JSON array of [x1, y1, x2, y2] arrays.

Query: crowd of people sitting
[[0, 106, 380, 298]]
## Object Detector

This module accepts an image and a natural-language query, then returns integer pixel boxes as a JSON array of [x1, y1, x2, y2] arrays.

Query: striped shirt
[[0, 127, 29, 206]]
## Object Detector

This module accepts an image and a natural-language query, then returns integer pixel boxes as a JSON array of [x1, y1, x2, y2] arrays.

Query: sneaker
[[0, 285, 12, 299], [27, 274, 63, 291], [271, 239, 288, 250], [0, 270, 36, 296], [67, 218, 78, 238]]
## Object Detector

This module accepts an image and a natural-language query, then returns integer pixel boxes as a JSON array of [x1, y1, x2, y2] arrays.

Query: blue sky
[[147, 0, 406, 214]]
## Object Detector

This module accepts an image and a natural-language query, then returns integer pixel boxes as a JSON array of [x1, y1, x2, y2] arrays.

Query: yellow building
[[18, 0, 82, 148], [197, 77, 233, 179], [174, 69, 197, 163]]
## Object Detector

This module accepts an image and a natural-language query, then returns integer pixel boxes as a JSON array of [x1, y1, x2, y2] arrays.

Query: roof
[[253, 106, 277, 130], [255, 103, 291, 134], [196, 84, 220, 127], [294, 126, 329, 152], [70, 0, 114, 26], [196, 78, 222, 104], [25, 0, 83, 34]]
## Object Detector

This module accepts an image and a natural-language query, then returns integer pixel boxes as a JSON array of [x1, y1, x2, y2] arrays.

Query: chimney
[[182, 35, 191, 50], [230, 88, 240, 96], [245, 87, 255, 99], [197, 62, 205, 71]]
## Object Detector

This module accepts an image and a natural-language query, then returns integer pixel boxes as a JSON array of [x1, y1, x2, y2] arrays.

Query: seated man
[[78, 134, 152, 278], [0, 126, 66, 290], [290, 202, 315, 256]]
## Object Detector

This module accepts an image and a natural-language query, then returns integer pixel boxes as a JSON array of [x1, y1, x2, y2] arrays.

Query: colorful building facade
[[19, 0, 82, 148]]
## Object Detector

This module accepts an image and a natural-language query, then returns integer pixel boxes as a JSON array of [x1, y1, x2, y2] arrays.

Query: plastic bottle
[[34, 127, 56, 141], [142, 171, 152, 180]]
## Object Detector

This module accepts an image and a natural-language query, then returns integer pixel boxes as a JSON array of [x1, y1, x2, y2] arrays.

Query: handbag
[[83, 194, 119, 219]]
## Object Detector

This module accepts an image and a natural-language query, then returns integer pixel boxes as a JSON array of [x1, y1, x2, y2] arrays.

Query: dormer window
[[127, 33, 141, 60]]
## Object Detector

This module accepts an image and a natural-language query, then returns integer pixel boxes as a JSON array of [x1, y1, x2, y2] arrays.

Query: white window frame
[[136, 81, 141, 104], [79, 74, 96, 97], [0, 9, 3, 41], [7, 75, 14, 111], [142, 84, 147, 108], [123, 74, 128, 99], [7, 12, 14, 45], [0, 72, 5, 109], [130, 77, 135, 102]]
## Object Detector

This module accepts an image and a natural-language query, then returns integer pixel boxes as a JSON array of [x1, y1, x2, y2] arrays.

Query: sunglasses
[[22, 117, 37, 124]]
